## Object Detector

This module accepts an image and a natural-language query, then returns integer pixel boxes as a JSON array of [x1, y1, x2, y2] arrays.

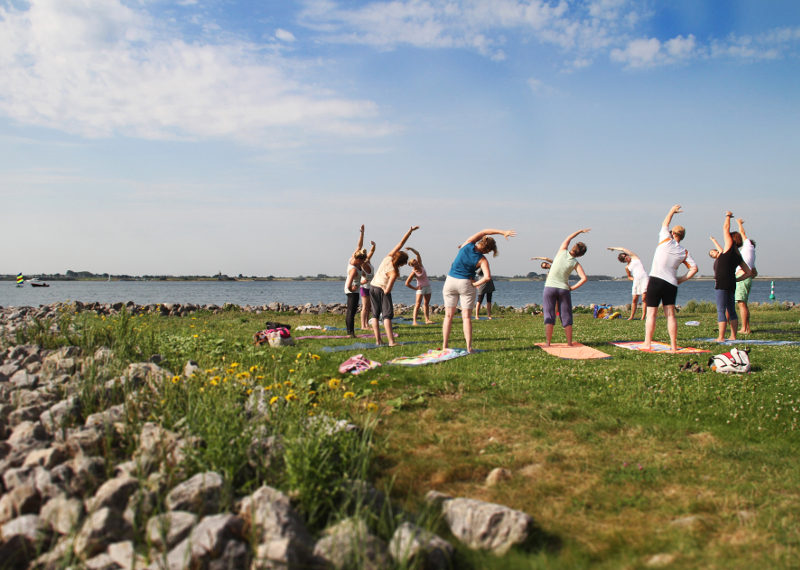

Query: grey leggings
[[543, 286, 573, 327]]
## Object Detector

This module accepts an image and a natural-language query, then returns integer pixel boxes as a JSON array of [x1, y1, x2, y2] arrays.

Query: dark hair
[[477, 236, 498, 258], [392, 251, 409, 267], [571, 242, 587, 257], [731, 231, 743, 248], [617, 253, 627, 263]]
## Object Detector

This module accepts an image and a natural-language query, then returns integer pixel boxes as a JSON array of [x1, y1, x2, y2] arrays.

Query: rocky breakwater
[[0, 325, 545, 568]]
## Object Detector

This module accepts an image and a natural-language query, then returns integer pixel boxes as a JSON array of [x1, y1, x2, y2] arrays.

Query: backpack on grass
[[708, 347, 751, 373]]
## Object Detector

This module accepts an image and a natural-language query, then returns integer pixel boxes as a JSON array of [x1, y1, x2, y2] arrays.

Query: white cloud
[[0, 0, 392, 144], [275, 28, 296, 42], [610, 37, 660, 68]]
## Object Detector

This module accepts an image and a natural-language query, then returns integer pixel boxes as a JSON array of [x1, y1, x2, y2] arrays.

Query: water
[[2, 279, 797, 308]]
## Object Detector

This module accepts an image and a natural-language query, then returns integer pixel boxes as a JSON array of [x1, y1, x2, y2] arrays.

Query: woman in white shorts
[[404, 247, 434, 325], [442, 228, 516, 352], [608, 247, 649, 320]]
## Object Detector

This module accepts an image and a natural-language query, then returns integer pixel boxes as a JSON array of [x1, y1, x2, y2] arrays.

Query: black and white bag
[[708, 347, 751, 373]]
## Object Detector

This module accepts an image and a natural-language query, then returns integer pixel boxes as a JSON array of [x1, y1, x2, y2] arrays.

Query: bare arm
[[472, 257, 491, 288], [406, 246, 422, 265], [662, 204, 682, 228], [570, 263, 588, 291], [625, 267, 633, 281], [366, 240, 376, 261], [388, 226, 419, 257], [678, 255, 698, 284], [709, 236, 722, 253], [722, 211, 734, 252], [736, 218, 749, 242], [607, 246, 636, 258], [736, 261, 755, 281], [404, 272, 417, 290], [559, 228, 590, 252], [383, 270, 399, 294], [348, 225, 365, 265], [530, 256, 553, 263], [460, 228, 516, 248]]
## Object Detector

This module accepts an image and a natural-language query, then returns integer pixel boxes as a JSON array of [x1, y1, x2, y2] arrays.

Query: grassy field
[[12, 303, 800, 568]]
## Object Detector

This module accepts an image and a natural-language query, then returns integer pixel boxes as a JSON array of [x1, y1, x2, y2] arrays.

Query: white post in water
[[769, 280, 775, 300]]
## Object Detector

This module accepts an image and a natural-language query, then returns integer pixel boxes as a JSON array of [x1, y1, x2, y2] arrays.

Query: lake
[[2, 279, 797, 309]]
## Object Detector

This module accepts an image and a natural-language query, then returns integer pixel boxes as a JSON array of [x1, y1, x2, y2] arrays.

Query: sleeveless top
[[344, 263, 361, 294]]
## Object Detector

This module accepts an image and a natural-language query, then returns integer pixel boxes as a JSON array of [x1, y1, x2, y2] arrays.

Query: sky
[[1, 0, 799, 279]]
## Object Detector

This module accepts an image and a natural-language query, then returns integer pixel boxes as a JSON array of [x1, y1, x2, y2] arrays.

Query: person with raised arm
[[369, 225, 420, 346], [344, 225, 368, 337], [710, 212, 754, 342], [442, 228, 516, 353], [735, 218, 757, 334], [539, 228, 590, 346], [607, 247, 648, 320], [404, 246, 434, 325], [641, 205, 698, 352], [359, 239, 376, 330]]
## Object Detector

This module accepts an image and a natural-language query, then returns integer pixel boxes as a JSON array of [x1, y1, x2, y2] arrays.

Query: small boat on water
[[29, 278, 50, 288]]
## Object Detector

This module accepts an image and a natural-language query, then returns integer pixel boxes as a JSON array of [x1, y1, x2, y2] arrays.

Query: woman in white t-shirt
[[608, 247, 649, 320]]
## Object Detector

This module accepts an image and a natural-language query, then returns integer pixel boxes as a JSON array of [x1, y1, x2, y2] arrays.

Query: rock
[[87, 476, 139, 513], [40, 494, 86, 535], [85, 403, 126, 430], [0, 514, 51, 568], [0, 483, 41, 524], [9, 369, 39, 389], [40, 396, 82, 435], [388, 522, 454, 569], [314, 517, 390, 570], [22, 445, 69, 470], [146, 511, 198, 551], [238, 485, 317, 569], [74, 507, 133, 559], [646, 552, 679, 567], [9, 420, 48, 444], [183, 360, 200, 378], [165, 471, 223, 515], [165, 514, 245, 570], [435, 496, 534, 555], [107, 540, 148, 569], [63, 425, 106, 456], [485, 467, 513, 487]]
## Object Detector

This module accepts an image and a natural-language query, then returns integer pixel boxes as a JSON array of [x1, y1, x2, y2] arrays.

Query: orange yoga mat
[[535, 343, 611, 360]]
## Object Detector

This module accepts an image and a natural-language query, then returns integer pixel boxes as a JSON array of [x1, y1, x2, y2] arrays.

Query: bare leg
[[664, 305, 678, 351], [412, 295, 421, 325], [486, 301, 492, 319], [371, 315, 382, 345], [442, 307, 456, 349], [474, 302, 481, 320], [565, 324, 573, 346], [462, 308, 474, 352], [423, 293, 433, 323], [545, 323, 554, 346], [628, 295, 639, 320], [642, 305, 658, 350], [729, 319, 738, 341], [361, 297, 371, 330], [384, 318, 397, 346], [716, 321, 726, 343], [738, 301, 750, 333]]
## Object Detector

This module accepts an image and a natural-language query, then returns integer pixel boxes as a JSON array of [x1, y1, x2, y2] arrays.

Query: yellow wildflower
[[269, 396, 279, 405], [285, 393, 297, 402], [328, 378, 341, 389], [192, 334, 199, 339], [171, 376, 181, 384], [370, 380, 378, 386], [343, 391, 355, 399], [366, 402, 379, 412], [310, 354, 320, 360]]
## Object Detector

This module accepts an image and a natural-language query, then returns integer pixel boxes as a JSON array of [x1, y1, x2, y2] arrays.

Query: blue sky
[[2, 0, 798, 278]]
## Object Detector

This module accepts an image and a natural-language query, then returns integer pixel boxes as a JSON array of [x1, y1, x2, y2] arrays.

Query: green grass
[[7, 303, 800, 568]]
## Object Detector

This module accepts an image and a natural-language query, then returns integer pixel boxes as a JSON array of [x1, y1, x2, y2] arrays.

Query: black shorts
[[645, 276, 678, 307], [369, 286, 394, 320]]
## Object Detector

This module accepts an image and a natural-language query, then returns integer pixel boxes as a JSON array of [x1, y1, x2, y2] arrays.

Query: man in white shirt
[[735, 218, 757, 334], [642, 204, 698, 352]]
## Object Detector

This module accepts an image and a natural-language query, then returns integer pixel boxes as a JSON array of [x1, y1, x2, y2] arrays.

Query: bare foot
[[412, 322, 418, 326], [387, 342, 398, 347], [714, 337, 725, 343], [640, 344, 651, 351], [424, 320, 434, 324]]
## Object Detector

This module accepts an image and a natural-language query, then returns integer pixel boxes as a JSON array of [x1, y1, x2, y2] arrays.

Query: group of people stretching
[[345, 205, 757, 353]]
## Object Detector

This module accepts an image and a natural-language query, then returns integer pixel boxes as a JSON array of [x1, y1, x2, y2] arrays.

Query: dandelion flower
[[370, 380, 378, 386], [328, 378, 341, 389], [269, 396, 279, 405], [366, 402, 379, 412], [171, 376, 181, 384], [343, 391, 355, 399]]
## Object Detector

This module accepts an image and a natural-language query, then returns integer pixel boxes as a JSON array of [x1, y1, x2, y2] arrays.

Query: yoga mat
[[611, 341, 710, 354], [296, 333, 374, 340], [535, 343, 611, 360], [322, 341, 422, 353], [386, 348, 469, 366], [693, 338, 800, 346]]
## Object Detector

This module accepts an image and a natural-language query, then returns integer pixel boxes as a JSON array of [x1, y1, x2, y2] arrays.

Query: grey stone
[[146, 511, 198, 551], [437, 496, 534, 555], [107, 540, 148, 570], [165, 471, 223, 515], [87, 476, 139, 513], [10, 369, 39, 389], [388, 522, 454, 570], [0, 483, 41, 524], [40, 494, 86, 535], [313, 517, 390, 570], [238, 485, 316, 569], [74, 507, 133, 559], [40, 395, 82, 434], [23, 444, 69, 470]]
